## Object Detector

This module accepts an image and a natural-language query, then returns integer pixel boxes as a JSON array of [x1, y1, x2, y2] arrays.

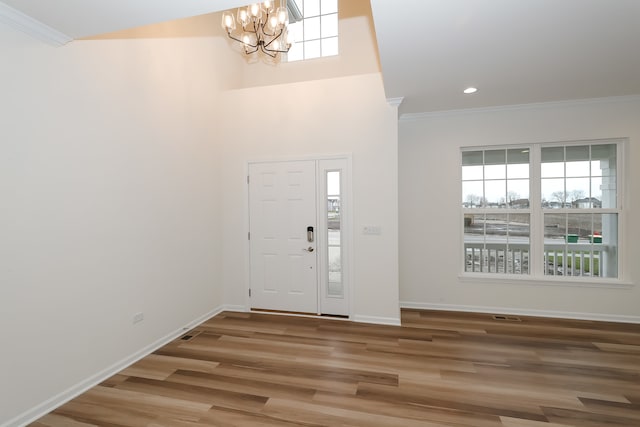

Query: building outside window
[[462, 141, 621, 280], [286, 0, 338, 62]]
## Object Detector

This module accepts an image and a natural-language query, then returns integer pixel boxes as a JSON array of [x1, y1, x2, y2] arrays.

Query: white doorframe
[[245, 154, 353, 317]]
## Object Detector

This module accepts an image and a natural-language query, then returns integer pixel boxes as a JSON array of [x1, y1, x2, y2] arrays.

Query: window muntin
[[462, 141, 621, 279], [543, 212, 618, 278], [465, 213, 530, 274], [541, 144, 617, 209], [462, 149, 530, 209], [287, 0, 339, 62], [540, 143, 618, 278]]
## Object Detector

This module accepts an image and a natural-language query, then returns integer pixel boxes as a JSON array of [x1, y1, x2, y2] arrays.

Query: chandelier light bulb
[[238, 9, 248, 25], [269, 15, 279, 30], [249, 3, 261, 18], [222, 12, 235, 31], [277, 7, 289, 25]]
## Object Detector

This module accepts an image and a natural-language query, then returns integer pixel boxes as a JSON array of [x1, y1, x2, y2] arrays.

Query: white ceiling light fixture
[[221, 0, 298, 59], [463, 87, 478, 94]]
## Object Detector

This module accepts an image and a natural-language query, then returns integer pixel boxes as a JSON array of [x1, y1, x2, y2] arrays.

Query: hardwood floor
[[32, 309, 640, 426]]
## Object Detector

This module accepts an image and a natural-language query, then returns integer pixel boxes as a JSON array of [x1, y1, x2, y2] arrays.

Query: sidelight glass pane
[[328, 246, 341, 273], [326, 170, 343, 297], [327, 171, 340, 195]]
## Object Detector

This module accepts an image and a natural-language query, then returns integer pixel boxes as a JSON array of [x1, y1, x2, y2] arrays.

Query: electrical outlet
[[133, 312, 144, 324]]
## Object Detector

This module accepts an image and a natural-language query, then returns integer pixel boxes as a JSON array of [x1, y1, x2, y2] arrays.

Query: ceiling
[[2, 0, 640, 115], [371, 0, 640, 114], [0, 0, 249, 39]]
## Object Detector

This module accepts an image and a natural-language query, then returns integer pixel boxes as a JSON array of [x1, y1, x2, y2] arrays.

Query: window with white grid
[[462, 140, 623, 280], [286, 0, 338, 62]]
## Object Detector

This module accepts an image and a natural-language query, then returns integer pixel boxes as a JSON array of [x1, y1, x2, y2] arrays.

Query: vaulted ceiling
[[2, 0, 639, 115], [370, 0, 640, 115]]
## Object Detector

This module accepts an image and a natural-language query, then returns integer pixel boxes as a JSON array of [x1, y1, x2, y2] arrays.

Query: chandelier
[[221, 1, 295, 59]]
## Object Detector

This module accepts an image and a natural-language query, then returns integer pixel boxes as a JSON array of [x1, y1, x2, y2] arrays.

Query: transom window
[[462, 141, 622, 280], [286, 0, 338, 62]]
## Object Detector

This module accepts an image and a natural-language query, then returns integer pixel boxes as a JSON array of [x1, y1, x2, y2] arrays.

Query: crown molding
[[0, 1, 72, 46], [400, 94, 640, 122], [386, 97, 404, 107]]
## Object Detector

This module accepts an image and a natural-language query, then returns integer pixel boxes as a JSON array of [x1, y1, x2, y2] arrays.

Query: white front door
[[249, 161, 318, 313]]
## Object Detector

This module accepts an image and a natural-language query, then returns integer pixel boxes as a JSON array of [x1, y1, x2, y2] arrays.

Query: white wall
[[0, 23, 227, 425], [399, 96, 640, 321], [0, 3, 399, 423], [218, 73, 400, 324]]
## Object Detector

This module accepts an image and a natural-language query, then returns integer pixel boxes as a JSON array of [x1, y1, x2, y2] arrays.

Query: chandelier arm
[[259, 43, 278, 58], [260, 13, 271, 36], [245, 44, 260, 55], [263, 45, 290, 53], [262, 28, 284, 49], [226, 32, 258, 48], [261, 14, 277, 37]]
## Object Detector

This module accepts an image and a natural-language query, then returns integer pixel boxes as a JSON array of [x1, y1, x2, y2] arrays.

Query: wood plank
[[29, 309, 640, 426]]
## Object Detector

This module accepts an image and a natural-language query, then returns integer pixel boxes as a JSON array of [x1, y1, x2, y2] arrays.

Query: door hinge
[[247, 175, 250, 184], [249, 288, 252, 297], [248, 231, 250, 240]]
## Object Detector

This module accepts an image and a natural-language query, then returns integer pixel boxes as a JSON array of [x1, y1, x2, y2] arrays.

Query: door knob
[[302, 246, 314, 252]]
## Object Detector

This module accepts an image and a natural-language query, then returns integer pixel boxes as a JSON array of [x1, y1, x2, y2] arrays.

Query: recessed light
[[463, 87, 478, 94]]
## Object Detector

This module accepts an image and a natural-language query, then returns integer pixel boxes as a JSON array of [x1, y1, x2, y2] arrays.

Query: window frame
[[460, 139, 628, 286], [285, 0, 339, 62]]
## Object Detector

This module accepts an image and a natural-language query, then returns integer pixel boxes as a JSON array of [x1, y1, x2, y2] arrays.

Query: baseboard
[[220, 304, 247, 312], [3, 306, 226, 427], [400, 301, 640, 324], [352, 314, 401, 326]]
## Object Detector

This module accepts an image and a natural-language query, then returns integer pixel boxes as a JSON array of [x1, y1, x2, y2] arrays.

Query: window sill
[[458, 273, 634, 289]]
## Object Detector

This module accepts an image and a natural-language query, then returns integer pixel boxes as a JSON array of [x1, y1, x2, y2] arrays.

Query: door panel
[[249, 161, 318, 313]]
